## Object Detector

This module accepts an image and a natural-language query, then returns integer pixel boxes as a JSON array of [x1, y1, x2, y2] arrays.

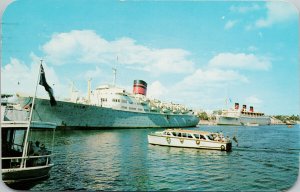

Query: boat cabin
[[1, 121, 56, 184], [162, 129, 226, 142]]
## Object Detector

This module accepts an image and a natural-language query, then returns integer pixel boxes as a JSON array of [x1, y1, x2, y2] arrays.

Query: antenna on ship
[[225, 83, 229, 109], [112, 56, 118, 87], [87, 78, 92, 104], [112, 67, 117, 87]]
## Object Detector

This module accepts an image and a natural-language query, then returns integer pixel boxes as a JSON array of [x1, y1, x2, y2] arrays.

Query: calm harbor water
[[27, 125, 299, 191]]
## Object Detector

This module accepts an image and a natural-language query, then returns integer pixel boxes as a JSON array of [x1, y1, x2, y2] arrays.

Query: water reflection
[[28, 125, 299, 191]]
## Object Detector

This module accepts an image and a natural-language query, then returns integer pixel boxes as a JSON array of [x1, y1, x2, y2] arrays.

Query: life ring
[[166, 137, 171, 144], [196, 140, 200, 145], [180, 138, 184, 144], [24, 105, 29, 109], [221, 145, 225, 151]]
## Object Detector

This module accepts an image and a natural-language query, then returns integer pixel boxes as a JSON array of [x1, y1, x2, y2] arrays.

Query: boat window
[[27, 129, 54, 157], [166, 132, 171, 136], [177, 132, 182, 137], [13, 130, 26, 150], [172, 132, 177, 136], [101, 98, 107, 102], [187, 134, 193, 138], [2, 129, 26, 158], [194, 134, 200, 139], [182, 133, 187, 137], [200, 134, 206, 140], [6, 129, 11, 143], [207, 135, 214, 140]]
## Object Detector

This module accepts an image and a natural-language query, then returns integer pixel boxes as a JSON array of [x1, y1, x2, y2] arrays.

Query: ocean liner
[[15, 79, 199, 129], [216, 103, 271, 126]]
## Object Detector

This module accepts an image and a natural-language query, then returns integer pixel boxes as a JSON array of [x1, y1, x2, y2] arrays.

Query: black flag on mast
[[39, 64, 57, 106]]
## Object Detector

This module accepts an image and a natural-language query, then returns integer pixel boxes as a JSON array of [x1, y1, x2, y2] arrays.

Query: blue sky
[[1, 0, 299, 115]]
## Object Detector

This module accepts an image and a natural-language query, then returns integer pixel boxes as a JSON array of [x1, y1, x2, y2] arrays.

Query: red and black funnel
[[250, 106, 254, 112], [133, 80, 147, 96], [235, 103, 239, 109]]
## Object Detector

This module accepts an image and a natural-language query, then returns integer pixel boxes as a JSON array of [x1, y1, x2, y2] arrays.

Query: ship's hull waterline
[[18, 97, 200, 129]]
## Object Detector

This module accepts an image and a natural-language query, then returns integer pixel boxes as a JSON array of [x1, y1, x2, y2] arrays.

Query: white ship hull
[[216, 115, 271, 126], [216, 103, 271, 126], [18, 97, 199, 129]]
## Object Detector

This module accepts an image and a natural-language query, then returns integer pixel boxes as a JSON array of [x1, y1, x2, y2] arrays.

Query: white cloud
[[245, 95, 263, 105], [147, 81, 168, 99], [1, 55, 67, 99], [230, 4, 261, 13], [83, 66, 102, 81], [175, 68, 248, 91], [255, 1, 297, 28], [224, 20, 238, 30], [208, 52, 271, 71], [244, 96, 264, 111], [165, 69, 245, 109], [42, 30, 194, 74], [1, 58, 34, 94], [248, 46, 258, 52]]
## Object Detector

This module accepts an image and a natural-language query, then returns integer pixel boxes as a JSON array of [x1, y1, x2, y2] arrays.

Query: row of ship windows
[[103, 98, 137, 105], [121, 106, 144, 111], [57, 104, 149, 113], [64, 99, 150, 112], [242, 112, 265, 116]]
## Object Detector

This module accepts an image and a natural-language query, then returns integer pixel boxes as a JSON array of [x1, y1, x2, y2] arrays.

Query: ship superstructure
[[216, 103, 271, 126], [16, 80, 199, 129]]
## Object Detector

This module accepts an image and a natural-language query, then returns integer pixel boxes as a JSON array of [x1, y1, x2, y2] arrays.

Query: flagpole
[[20, 60, 42, 168]]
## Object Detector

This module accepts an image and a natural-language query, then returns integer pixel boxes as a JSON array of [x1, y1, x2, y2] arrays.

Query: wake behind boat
[[148, 129, 232, 151]]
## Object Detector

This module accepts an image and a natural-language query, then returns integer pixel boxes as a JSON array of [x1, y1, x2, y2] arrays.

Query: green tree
[[198, 112, 209, 120]]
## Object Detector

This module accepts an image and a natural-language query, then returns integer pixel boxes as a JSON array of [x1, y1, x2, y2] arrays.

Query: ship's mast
[[112, 67, 117, 87], [112, 56, 118, 87], [87, 78, 91, 104]]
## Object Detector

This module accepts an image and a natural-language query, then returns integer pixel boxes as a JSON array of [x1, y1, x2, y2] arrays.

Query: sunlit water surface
[[29, 125, 299, 191]]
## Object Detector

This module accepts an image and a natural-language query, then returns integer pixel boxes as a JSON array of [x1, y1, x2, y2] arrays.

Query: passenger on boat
[[28, 141, 34, 155], [200, 134, 206, 140], [214, 134, 220, 141], [39, 144, 49, 155], [27, 141, 48, 166], [38, 143, 50, 165], [33, 141, 41, 155]]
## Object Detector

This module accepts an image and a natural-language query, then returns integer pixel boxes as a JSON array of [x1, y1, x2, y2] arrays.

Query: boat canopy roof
[[165, 129, 214, 135]]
